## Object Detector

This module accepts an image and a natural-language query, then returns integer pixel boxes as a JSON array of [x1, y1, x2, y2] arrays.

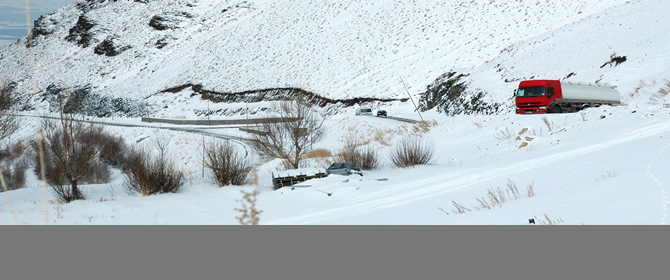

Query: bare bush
[[204, 140, 252, 187], [124, 139, 185, 196], [96, 132, 128, 168], [39, 114, 112, 203], [390, 136, 435, 168], [334, 137, 380, 170], [250, 95, 328, 169], [0, 143, 31, 191]]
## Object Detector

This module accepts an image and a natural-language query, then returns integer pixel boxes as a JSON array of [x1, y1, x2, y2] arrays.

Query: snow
[[2, 0, 670, 224]]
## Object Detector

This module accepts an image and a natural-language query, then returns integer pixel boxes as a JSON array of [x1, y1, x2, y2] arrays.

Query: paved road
[[13, 114, 254, 158]]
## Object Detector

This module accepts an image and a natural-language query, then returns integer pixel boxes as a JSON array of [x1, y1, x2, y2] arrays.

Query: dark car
[[376, 110, 387, 117], [326, 162, 362, 176]]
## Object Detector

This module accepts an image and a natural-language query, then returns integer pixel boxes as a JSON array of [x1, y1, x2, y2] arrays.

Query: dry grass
[[595, 169, 618, 182], [389, 136, 435, 168], [306, 148, 332, 159], [506, 179, 520, 200], [534, 214, 564, 225], [412, 120, 438, 134], [235, 189, 263, 225], [526, 181, 535, 198], [657, 79, 670, 97], [473, 121, 483, 129], [450, 179, 534, 215], [371, 127, 398, 146], [494, 127, 514, 141], [541, 116, 554, 132], [451, 201, 471, 214]]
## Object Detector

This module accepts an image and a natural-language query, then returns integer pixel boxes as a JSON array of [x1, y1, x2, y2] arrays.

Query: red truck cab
[[515, 80, 561, 114]]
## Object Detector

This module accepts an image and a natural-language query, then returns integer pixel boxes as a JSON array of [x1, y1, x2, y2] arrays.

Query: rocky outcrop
[[65, 14, 98, 48], [149, 12, 193, 30], [94, 35, 131, 56]]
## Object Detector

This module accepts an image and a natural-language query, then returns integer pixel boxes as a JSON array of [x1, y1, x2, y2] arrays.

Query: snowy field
[[2, 103, 670, 225]]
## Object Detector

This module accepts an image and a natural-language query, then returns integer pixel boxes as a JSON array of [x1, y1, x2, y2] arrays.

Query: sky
[[0, 0, 74, 47]]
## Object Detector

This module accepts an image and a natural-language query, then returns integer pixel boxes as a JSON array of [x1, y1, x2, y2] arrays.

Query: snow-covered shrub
[[389, 136, 435, 168], [333, 137, 380, 170], [419, 71, 507, 116], [124, 140, 185, 196], [36, 115, 115, 202], [204, 141, 252, 187]]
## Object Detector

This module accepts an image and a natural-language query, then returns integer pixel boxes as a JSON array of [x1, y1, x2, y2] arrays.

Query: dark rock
[[155, 36, 174, 49], [94, 35, 131, 56], [65, 15, 98, 48], [149, 12, 193, 30]]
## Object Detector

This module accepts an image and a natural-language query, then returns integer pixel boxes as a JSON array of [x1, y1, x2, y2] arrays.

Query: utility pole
[[202, 134, 205, 179], [246, 102, 249, 130], [400, 76, 424, 122], [207, 99, 210, 126]]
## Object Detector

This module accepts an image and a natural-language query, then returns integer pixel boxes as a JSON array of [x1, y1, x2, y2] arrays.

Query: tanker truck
[[515, 80, 621, 114]]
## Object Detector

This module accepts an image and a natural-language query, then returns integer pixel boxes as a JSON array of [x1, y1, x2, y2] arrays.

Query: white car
[[355, 108, 373, 116]]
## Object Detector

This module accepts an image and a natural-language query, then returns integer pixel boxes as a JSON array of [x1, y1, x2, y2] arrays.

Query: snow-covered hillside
[[4, 0, 666, 116]]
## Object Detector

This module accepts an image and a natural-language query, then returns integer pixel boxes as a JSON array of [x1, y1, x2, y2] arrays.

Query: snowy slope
[[0, 0, 648, 116]]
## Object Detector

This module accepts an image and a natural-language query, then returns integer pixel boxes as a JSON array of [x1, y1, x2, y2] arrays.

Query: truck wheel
[[550, 106, 561, 114]]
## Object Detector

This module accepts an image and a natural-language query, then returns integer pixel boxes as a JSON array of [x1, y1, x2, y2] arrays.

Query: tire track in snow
[[646, 141, 670, 225], [264, 121, 670, 225]]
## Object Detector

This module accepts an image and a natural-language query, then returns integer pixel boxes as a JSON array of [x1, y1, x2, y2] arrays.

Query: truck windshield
[[517, 87, 546, 97]]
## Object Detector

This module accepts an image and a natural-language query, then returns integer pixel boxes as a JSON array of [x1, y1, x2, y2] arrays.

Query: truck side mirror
[[513, 89, 517, 97]]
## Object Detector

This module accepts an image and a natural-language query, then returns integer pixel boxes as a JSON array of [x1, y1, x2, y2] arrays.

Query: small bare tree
[[40, 112, 106, 203], [0, 82, 20, 146], [204, 140, 252, 187], [250, 95, 328, 169]]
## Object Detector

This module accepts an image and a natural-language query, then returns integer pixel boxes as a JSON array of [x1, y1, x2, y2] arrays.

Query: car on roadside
[[376, 110, 387, 117], [326, 162, 363, 176]]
